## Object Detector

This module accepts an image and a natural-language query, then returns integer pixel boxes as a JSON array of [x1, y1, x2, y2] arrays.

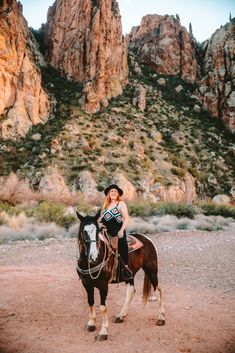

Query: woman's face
[[109, 188, 119, 200]]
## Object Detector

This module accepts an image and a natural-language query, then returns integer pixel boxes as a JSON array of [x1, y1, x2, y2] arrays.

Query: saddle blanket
[[99, 232, 143, 253], [127, 234, 143, 253]]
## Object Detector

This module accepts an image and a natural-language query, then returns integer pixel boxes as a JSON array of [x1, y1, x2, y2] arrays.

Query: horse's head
[[76, 210, 100, 263]]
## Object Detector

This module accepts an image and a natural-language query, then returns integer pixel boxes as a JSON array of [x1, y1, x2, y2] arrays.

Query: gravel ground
[[0, 227, 235, 353]]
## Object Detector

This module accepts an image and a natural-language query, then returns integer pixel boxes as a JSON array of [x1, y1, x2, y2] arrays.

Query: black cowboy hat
[[104, 184, 123, 196]]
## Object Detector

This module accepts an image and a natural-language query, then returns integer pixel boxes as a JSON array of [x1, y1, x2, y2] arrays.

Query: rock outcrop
[[39, 166, 71, 201], [197, 19, 235, 131], [128, 14, 198, 83], [77, 170, 100, 202], [132, 84, 146, 111], [212, 194, 231, 205], [0, 0, 50, 140], [44, 0, 128, 113], [137, 172, 196, 203]]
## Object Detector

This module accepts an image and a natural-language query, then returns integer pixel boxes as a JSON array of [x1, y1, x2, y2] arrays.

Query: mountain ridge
[[0, 0, 234, 204]]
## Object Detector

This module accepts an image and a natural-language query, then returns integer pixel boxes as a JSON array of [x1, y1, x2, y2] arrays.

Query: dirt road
[[0, 228, 235, 353]]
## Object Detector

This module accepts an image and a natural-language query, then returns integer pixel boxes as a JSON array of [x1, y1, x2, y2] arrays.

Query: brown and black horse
[[76, 211, 165, 341]]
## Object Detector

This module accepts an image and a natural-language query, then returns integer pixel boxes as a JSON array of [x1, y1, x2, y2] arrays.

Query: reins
[[77, 227, 114, 279]]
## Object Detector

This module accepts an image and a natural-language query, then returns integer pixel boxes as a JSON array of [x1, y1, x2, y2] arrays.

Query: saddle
[[127, 234, 143, 253], [99, 231, 143, 282], [98, 232, 143, 253]]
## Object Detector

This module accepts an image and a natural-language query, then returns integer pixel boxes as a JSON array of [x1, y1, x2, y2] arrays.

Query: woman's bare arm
[[118, 201, 129, 237]]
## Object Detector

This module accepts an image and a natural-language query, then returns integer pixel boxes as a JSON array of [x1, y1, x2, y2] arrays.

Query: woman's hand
[[118, 229, 124, 238]]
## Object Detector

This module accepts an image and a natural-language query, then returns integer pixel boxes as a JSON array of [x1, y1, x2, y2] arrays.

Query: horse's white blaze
[[99, 305, 109, 336], [88, 306, 96, 327], [116, 284, 135, 319], [84, 224, 98, 262]]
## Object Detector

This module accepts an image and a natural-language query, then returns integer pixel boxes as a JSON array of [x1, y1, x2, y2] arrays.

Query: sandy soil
[[0, 228, 235, 353]]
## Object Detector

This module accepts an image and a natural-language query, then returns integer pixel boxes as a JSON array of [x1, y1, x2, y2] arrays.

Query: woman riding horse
[[76, 186, 165, 341], [99, 184, 133, 280]]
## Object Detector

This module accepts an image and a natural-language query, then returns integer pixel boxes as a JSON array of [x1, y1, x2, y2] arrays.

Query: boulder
[[193, 104, 201, 113], [157, 78, 166, 86], [175, 85, 183, 93], [212, 194, 231, 205]]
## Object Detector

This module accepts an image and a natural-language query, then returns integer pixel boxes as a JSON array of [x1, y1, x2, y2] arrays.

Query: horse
[[76, 211, 165, 341]]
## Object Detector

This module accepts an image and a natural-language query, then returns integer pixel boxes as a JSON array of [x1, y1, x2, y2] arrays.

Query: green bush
[[199, 202, 235, 219], [0, 202, 22, 216], [171, 167, 186, 177], [128, 200, 196, 218], [28, 201, 76, 228], [76, 199, 96, 215], [155, 202, 196, 219], [128, 199, 158, 217]]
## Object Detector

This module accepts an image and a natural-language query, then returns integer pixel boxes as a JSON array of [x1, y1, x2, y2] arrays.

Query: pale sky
[[20, 0, 234, 42]]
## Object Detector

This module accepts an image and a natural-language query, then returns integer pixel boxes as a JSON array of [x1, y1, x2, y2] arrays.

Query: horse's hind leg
[[155, 285, 165, 326], [144, 268, 165, 326], [114, 281, 136, 323], [83, 283, 96, 331]]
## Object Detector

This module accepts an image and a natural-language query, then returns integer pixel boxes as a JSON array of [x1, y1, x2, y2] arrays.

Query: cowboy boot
[[122, 264, 133, 280]]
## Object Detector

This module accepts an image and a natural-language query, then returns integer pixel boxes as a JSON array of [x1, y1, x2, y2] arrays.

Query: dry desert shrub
[[0, 172, 37, 205], [0, 211, 28, 230]]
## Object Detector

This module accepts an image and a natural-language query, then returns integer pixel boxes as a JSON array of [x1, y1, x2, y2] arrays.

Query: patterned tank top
[[101, 203, 123, 236], [102, 204, 123, 223]]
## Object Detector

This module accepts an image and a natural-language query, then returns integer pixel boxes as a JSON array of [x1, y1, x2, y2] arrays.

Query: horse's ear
[[76, 211, 84, 221], [94, 209, 101, 221]]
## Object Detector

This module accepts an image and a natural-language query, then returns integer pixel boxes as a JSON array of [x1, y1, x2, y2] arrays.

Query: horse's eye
[[83, 230, 89, 240]]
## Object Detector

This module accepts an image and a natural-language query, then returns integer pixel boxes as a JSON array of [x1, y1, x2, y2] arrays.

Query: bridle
[[79, 226, 99, 255], [77, 223, 114, 279]]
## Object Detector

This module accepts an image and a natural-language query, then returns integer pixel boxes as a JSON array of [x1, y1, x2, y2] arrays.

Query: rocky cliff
[[197, 19, 235, 131], [44, 0, 128, 113], [0, 0, 50, 140], [128, 14, 198, 83]]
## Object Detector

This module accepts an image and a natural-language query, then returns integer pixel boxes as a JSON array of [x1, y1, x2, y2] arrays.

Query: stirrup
[[123, 265, 133, 280]]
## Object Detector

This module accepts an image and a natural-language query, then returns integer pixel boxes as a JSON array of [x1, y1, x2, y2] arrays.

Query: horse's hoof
[[87, 325, 96, 332], [96, 334, 108, 341], [156, 319, 165, 326], [113, 316, 124, 323]]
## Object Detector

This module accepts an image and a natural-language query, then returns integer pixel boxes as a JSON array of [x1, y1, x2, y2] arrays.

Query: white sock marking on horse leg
[[88, 306, 96, 327], [116, 284, 135, 319], [156, 286, 165, 321], [99, 305, 109, 336]]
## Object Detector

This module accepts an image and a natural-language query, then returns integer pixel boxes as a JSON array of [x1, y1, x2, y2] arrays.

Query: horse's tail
[[142, 273, 152, 304]]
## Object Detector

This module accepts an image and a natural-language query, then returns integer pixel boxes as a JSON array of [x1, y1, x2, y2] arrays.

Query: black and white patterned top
[[101, 204, 123, 236]]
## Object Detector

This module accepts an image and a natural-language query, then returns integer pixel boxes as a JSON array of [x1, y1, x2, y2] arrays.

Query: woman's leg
[[118, 233, 128, 265], [118, 233, 132, 278]]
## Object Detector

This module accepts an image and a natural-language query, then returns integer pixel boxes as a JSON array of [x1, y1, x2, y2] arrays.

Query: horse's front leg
[[83, 283, 96, 331], [114, 281, 136, 323], [96, 282, 109, 341]]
